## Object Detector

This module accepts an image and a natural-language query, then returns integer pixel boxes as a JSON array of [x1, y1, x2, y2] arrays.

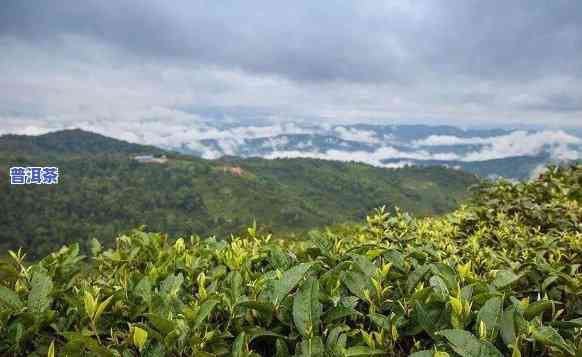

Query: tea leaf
[[344, 346, 389, 356], [135, 276, 152, 304], [437, 329, 503, 357], [492, 270, 520, 289], [232, 332, 246, 357], [532, 326, 575, 355], [272, 262, 315, 305], [410, 351, 438, 357], [275, 338, 290, 357], [160, 273, 184, 297], [94, 294, 114, 324], [351, 254, 376, 277], [193, 299, 219, 329], [27, 268, 53, 315], [296, 336, 324, 357], [146, 313, 175, 335], [341, 271, 372, 301], [476, 297, 502, 336], [62, 332, 115, 357], [524, 300, 554, 320], [293, 277, 321, 338], [324, 306, 363, 323], [132, 326, 148, 351], [0, 286, 23, 310], [47, 340, 55, 357]]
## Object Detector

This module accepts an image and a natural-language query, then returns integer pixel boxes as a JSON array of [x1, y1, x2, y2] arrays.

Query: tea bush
[[0, 164, 580, 356]]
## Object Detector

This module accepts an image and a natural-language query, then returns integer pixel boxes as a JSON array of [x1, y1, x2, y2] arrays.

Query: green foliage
[[462, 164, 581, 234], [26, 267, 53, 316], [0, 129, 167, 156], [436, 330, 502, 357], [293, 277, 321, 338], [0, 164, 580, 355], [0, 129, 477, 258]]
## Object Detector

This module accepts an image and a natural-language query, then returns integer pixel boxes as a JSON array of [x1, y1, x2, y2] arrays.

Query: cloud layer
[[2, 110, 579, 167], [263, 130, 581, 166], [1, 0, 582, 130]]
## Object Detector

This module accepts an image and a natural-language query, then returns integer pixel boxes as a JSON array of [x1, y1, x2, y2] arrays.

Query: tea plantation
[[0, 164, 580, 356]]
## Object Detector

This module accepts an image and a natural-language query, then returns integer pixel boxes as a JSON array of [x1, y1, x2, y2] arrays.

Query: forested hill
[[0, 129, 479, 258], [0, 129, 167, 156]]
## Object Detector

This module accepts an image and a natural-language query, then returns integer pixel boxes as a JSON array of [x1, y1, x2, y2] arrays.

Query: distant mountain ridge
[[6, 123, 580, 180], [0, 129, 166, 156], [152, 123, 580, 180], [0, 129, 478, 258]]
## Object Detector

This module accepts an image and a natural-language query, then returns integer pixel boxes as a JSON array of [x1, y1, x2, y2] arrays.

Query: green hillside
[[0, 130, 478, 258], [0, 129, 167, 156], [0, 164, 579, 356]]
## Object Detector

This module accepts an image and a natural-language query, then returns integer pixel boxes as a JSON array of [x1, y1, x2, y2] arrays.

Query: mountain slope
[[0, 129, 167, 156], [164, 123, 581, 180], [0, 129, 479, 257], [1, 164, 579, 356], [382, 155, 551, 180]]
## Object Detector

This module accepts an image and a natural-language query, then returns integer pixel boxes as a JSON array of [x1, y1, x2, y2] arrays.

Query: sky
[[0, 0, 581, 138]]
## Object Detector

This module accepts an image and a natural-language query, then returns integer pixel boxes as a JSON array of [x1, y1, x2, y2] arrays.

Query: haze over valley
[[4, 121, 580, 180]]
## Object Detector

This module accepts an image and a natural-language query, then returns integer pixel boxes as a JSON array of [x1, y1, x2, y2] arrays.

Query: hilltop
[[0, 129, 478, 257], [0, 129, 167, 156]]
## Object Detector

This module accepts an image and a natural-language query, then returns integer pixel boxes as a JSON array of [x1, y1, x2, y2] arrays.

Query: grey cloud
[[2, 0, 581, 84], [523, 93, 582, 113], [419, 1, 582, 79], [1, 1, 582, 129], [0, 1, 411, 83]]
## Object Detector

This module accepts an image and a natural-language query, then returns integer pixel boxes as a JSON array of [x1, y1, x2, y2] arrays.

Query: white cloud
[[333, 126, 381, 144], [0, 108, 319, 158], [373, 146, 461, 161], [2, 108, 579, 168], [460, 131, 581, 161], [413, 130, 581, 162], [414, 135, 490, 146], [549, 144, 582, 161], [264, 149, 413, 168], [263, 145, 460, 167], [261, 136, 290, 149], [0, 117, 54, 136], [416, 130, 580, 147]]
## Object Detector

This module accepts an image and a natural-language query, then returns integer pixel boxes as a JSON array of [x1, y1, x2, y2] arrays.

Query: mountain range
[[0, 129, 478, 258], [178, 124, 582, 180], [8, 122, 580, 180], [75, 121, 577, 180]]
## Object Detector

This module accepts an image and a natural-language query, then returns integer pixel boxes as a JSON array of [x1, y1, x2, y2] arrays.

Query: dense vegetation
[[0, 164, 580, 356], [0, 130, 477, 258], [0, 129, 167, 156], [383, 155, 552, 181]]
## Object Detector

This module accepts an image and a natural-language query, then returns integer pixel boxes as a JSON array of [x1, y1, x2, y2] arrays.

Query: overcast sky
[[1, 0, 581, 134]]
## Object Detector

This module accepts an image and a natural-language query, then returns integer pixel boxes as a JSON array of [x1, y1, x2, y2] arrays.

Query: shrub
[[0, 164, 580, 356]]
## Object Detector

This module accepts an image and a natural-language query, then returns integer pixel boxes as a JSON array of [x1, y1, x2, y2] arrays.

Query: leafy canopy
[[0, 164, 580, 356]]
